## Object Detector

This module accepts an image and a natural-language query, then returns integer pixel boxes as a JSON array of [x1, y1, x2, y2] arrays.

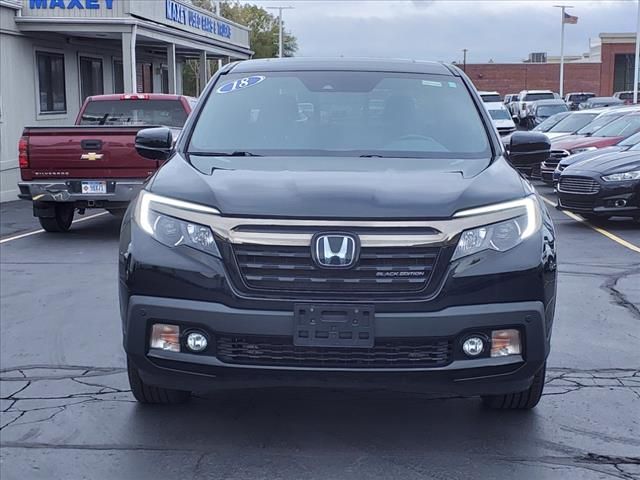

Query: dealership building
[[0, 0, 252, 202], [466, 33, 637, 99]]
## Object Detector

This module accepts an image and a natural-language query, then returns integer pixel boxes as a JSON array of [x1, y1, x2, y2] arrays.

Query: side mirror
[[508, 131, 551, 167], [135, 127, 173, 161]]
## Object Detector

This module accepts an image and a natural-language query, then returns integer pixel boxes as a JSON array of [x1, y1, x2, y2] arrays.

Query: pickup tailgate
[[23, 126, 158, 179]]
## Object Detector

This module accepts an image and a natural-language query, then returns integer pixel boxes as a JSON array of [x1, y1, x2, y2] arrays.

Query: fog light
[[186, 332, 208, 352], [462, 336, 485, 357], [150, 324, 180, 352], [491, 329, 521, 357]]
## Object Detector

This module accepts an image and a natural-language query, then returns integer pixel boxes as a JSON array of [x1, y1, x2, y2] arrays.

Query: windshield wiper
[[189, 151, 263, 157]]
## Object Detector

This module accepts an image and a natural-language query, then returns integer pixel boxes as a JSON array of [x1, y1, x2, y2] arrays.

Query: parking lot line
[[540, 195, 640, 255], [0, 212, 108, 245]]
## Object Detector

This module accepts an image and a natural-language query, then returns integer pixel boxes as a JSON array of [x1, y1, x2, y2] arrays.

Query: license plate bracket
[[293, 304, 375, 348], [81, 181, 107, 195]]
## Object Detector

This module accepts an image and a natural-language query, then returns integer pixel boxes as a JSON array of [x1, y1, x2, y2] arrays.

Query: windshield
[[481, 94, 501, 102], [548, 113, 598, 133], [189, 71, 491, 158], [576, 113, 623, 135], [568, 94, 595, 103], [618, 130, 640, 146], [532, 112, 570, 132], [593, 115, 640, 138], [537, 105, 568, 117], [524, 92, 554, 101], [79, 100, 188, 127], [489, 109, 511, 120]]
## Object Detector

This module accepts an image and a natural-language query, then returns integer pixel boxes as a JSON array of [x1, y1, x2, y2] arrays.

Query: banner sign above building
[[21, 0, 250, 49], [165, 0, 231, 39], [28, 0, 113, 8]]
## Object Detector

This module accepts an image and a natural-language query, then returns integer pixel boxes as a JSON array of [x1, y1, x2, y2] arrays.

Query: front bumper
[[18, 179, 144, 205], [557, 180, 640, 217], [540, 165, 556, 184], [125, 296, 550, 395]]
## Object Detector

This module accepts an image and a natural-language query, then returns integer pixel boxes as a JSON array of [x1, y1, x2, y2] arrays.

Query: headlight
[[452, 196, 541, 260], [136, 191, 221, 256], [570, 146, 597, 154], [601, 170, 640, 182]]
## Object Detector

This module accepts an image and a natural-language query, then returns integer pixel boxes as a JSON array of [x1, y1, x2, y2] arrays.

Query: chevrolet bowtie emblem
[[81, 152, 103, 161]]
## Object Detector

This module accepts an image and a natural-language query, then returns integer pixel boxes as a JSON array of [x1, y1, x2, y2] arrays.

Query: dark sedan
[[557, 151, 640, 220], [552, 131, 640, 184]]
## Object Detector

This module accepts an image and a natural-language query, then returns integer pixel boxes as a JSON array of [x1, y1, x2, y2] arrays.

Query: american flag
[[563, 12, 578, 24]]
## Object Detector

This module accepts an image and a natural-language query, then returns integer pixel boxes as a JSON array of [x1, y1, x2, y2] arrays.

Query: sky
[[250, 0, 634, 63]]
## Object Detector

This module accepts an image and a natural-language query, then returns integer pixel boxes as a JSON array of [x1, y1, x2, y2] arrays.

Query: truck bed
[[20, 125, 159, 181]]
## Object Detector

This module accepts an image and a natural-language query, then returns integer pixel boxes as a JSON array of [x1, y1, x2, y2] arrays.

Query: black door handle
[[81, 139, 103, 150]]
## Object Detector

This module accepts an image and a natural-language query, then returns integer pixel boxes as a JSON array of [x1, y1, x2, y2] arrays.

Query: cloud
[[250, 0, 635, 63]]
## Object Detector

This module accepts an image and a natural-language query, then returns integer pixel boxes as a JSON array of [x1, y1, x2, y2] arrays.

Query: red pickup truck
[[18, 94, 196, 232]]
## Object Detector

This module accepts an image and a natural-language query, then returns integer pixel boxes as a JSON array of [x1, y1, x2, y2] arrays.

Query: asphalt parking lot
[[1, 184, 639, 480]]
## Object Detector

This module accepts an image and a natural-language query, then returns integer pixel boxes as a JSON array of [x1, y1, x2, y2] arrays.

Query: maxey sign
[[165, 0, 232, 39], [28, 0, 114, 8]]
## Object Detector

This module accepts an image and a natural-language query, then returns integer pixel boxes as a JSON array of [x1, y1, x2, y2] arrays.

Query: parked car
[[543, 112, 640, 184], [541, 110, 605, 141], [503, 93, 517, 106], [557, 150, 640, 221], [524, 99, 569, 129], [613, 91, 634, 105], [478, 91, 502, 102], [17, 94, 196, 232], [505, 94, 520, 118], [564, 92, 596, 110], [579, 96, 625, 109], [531, 111, 571, 133], [515, 90, 556, 121], [486, 102, 516, 136], [121, 58, 556, 410], [552, 131, 640, 184]]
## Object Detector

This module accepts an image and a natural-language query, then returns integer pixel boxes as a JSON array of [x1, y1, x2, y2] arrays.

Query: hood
[[545, 132, 575, 140], [493, 119, 516, 128], [559, 146, 625, 167], [148, 155, 527, 219], [552, 135, 621, 151], [563, 151, 640, 175]]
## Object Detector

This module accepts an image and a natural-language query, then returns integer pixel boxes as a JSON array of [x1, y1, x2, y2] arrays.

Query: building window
[[113, 60, 124, 94], [36, 51, 66, 114], [613, 54, 634, 93], [80, 56, 104, 101], [136, 63, 153, 93]]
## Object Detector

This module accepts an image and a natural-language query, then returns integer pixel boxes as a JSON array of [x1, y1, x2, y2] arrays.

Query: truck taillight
[[121, 94, 149, 100], [18, 136, 29, 169]]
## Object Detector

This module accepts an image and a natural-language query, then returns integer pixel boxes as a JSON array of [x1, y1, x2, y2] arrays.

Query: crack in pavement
[[602, 266, 640, 320], [0, 365, 125, 382]]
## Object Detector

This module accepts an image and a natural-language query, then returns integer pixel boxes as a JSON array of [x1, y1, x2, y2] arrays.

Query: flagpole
[[554, 5, 573, 98], [560, 6, 565, 98], [634, 0, 640, 104]]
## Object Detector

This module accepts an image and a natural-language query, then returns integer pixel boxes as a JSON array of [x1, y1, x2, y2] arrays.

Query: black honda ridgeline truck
[[120, 58, 557, 410]]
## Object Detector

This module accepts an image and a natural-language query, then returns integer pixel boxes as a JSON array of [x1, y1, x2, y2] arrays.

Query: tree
[[190, 0, 298, 58]]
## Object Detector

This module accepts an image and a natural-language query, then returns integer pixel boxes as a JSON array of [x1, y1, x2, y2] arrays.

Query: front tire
[[481, 363, 546, 410], [127, 357, 191, 405], [38, 204, 74, 233]]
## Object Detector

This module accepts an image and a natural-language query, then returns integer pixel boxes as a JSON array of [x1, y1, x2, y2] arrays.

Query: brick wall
[[600, 42, 635, 96], [464, 62, 602, 96]]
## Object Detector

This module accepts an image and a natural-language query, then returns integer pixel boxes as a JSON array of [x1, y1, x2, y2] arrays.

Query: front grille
[[544, 150, 570, 169], [233, 244, 439, 294], [216, 335, 453, 368], [559, 176, 600, 194], [559, 198, 595, 210]]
